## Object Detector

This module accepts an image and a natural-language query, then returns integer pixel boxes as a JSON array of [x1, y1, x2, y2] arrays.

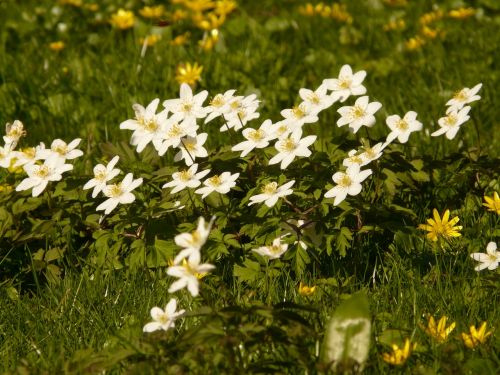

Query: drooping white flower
[[83, 156, 121, 198], [280, 102, 319, 128], [337, 96, 382, 133], [162, 163, 210, 194], [248, 180, 295, 207], [96, 173, 143, 215], [231, 119, 274, 157], [15, 158, 73, 197], [360, 142, 385, 167], [324, 164, 372, 206], [167, 257, 215, 297], [268, 129, 317, 170], [222, 94, 260, 131], [163, 83, 209, 123], [11, 143, 46, 168], [143, 298, 185, 333], [204, 89, 237, 124], [174, 133, 209, 166], [3, 120, 26, 150], [446, 83, 482, 112], [156, 119, 199, 156], [252, 237, 288, 260], [431, 106, 471, 140], [194, 172, 240, 198], [299, 84, 337, 114], [323, 64, 367, 102], [385, 111, 423, 144], [119, 99, 171, 153], [470, 242, 500, 271], [174, 216, 214, 264], [37, 138, 84, 163], [342, 149, 364, 169]]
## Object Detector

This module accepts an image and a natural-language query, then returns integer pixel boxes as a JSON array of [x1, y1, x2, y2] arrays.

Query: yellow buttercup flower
[[199, 29, 219, 50], [139, 5, 165, 19], [461, 322, 492, 349], [171, 32, 191, 46], [421, 26, 439, 39], [382, 338, 416, 366], [49, 41, 65, 51], [418, 209, 462, 242], [483, 192, 500, 214], [183, 0, 215, 12], [298, 4, 315, 16], [419, 9, 444, 25], [298, 282, 316, 296], [405, 36, 425, 51], [214, 0, 237, 16], [110, 9, 135, 30], [423, 315, 456, 343], [170, 9, 188, 22], [383, 19, 405, 31], [175, 62, 203, 86], [449, 7, 475, 19]]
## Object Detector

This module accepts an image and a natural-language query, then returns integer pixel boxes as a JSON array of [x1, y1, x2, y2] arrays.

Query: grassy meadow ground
[[0, 0, 500, 373]]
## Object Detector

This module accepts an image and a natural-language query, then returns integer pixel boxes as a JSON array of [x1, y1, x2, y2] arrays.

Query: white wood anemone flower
[[174, 133, 209, 166], [11, 143, 46, 168], [15, 158, 74, 197], [174, 216, 215, 264], [360, 142, 385, 167], [167, 257, 215, 297], [96, 173, 143, 215], [38, 138, 84, 163], [252, 237, 289, 260], [248, 180, 295, 207], [431, 106, 471, 140], [222, 94, 260, 132], [470, 242, 500, 271], [323, 64, 367, 102], [163, 83, 209, 123], [269, 129, 317, 170], [385, 111, 423, 144], [194, 171, 240, 198], [205, 89, 237, 124], [231, 119, 275, 157], [83, 156, 121, 198], [163, 163, 210, 194], [446, 83, 482, 113], [3, 120, 26, 150], [337, 96, 382, 133], [0, 145, 15, 168], [342, 149, 364, 169], [299, 84, 337, 115], [324, 164, 372, 206], [156, 119, 199, 156], [143, 298, 185, 333], [280, 102, 319, 128]]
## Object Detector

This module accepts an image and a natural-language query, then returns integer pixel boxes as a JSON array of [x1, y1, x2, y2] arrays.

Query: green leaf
[[233, 259, 261, 283], [336, 227, 352, 257], [322, 291, 371, 372]]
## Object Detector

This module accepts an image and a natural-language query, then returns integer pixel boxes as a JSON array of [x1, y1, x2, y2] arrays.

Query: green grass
[[1, 0, 500, 373]]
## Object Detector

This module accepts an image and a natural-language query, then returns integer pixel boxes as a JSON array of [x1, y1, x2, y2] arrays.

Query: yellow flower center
[[181, 259, 206, 279], [7, 126, 25, 138], [106, 184, 123, 198], [280, 138, 297, 152], [444, 115, 458, 127], [34, 165, 50, 179], [307, 93, 321, 104], [351, 105, 365, 119], [262, 182, 278, 195], [396, 119, 409, 130], [292, 105, 306, 119], [94, 169, 107, 182], [453, 89, 467, 101], [22, 147, 36, 159], [183, 140, 197, 152], [348, 154, 362, 164], [167, 123, 183, 138], [269, 244, 283, 254], [53, 144, 68, 155], [207, 175, 222, 187], [339, 174, 352, 187], [210, 94, 225, 107], [230, 100, 241, 110], [158, 313, 170, 324], [248, 129, 264, 142], [364, 147, 377, 159], [177, 169, 192, 182], [339, 77, 351, 89]]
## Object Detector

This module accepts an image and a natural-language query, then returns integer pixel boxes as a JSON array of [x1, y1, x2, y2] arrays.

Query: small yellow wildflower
[[405, 36, 425, 51], [139, 5, 165, 19], [110, 9, 135, 30], [139, 34, 161, 47], [419, 9, 444, 25], [423, 315, 456, 343], [421, 26, 439, 39], [193, 12, 226, 30], [461, 322, 492, 349], [298, 3, 315, 16], [183, 0, 215, 12], [418, 209, 462, 242], [175, 62, 203, 86], [171, 32, 191, 46], [298, 282, 316, 296], [0, 184, 13, 193], [49, 41, 65, 51], [449, 7, 475, 19], [383, 19, 405, 31], [382, 338, 416, 366], [330, 4, 352, 23], [483, 192, 500, 214], [170, 9, 188, 22], [214, 0, 237, 16]]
